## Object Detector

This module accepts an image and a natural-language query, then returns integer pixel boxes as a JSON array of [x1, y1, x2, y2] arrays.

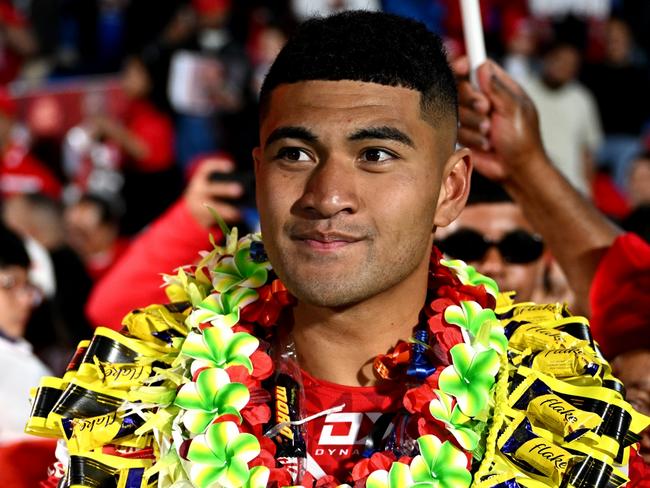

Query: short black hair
[[259, 10, 457, 126], [0, 222, 30, 269], [78, 193, 123, 225], [467, 172, 513, 205]]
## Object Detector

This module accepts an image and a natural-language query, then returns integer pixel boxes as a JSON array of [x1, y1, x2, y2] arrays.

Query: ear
[[433, 147, 472, 228], [252, 146, 262, 175]]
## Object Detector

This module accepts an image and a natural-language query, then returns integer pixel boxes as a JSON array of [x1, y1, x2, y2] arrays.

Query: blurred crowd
[[0, 0, 649, 453]]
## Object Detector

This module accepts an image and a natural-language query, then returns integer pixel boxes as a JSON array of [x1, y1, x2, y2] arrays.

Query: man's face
[[0, 265, 36, 339], [435, 202, 544, 301], [254, 80, 463, 307], [612, 350, 650, 464]]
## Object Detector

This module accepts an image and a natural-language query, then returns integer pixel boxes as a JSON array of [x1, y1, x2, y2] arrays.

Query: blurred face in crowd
[[628, 157, 650, 207], [435, 202, 545, 301], [612, 350, 650, 463], [542, 45, 580, 89], [254, 80, 468, 307], [121, 58, 151, 100], [606, 18, 632, 64], [0, 265, 38, 340], [64, 200, 118, 257]]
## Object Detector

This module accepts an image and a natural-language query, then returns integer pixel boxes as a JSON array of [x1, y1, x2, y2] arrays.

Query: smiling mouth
[[291, 231, 363, 251]]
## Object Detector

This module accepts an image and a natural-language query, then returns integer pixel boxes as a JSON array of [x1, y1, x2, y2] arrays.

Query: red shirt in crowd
[[123, 99, 175, 172]]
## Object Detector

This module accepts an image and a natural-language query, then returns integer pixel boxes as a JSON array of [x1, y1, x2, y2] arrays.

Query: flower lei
[[152, 226, 508, 488]]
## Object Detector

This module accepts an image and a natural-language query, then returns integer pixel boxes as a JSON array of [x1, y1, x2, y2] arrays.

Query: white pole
[[460, 0, 486, 87]]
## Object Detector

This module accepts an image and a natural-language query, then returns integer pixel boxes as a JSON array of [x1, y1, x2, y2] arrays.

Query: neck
[[291, 249, 431, 387]]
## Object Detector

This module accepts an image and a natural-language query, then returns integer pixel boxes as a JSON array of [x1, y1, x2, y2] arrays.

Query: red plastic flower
[[351, 451, 396, 482], [241, 280, 295, 327]]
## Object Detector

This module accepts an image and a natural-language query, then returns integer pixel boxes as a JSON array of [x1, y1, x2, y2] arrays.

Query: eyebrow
[[348, 126, 415, 148], [264, 126, 318, 147]]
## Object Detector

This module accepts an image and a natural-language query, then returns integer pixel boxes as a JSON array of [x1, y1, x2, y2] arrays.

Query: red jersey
[[302, 370, 406, 482]]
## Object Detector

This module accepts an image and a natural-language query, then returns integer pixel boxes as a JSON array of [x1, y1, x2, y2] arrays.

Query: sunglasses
[[435, 228, 544, 264]]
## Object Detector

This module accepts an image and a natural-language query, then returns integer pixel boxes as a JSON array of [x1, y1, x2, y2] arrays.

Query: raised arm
[[453, 58, 621, 314]]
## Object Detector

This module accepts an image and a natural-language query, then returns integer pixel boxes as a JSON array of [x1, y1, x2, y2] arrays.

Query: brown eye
[[277, 147, 311, 162], [361, 149, 394, 162]]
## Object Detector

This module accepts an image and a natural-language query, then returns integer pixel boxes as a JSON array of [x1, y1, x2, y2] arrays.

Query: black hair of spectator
[[467, 172, 513, 206], [0, 222, 30, 269], [539, 39, 581, 59], [631, 150, 650, 165], [132, 44, 173, 115], [259, 10, 457, 126], [622, 205, 650, 244], [78, 193, 123, 225], [24, 192, 63, 215]]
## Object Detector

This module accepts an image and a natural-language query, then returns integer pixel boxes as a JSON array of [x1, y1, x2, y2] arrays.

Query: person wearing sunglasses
[[435, 174, 546, 302], [0, 222, 50, 443]]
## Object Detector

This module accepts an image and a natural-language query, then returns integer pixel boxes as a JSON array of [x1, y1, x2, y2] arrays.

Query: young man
[[27, 11, 649, 488]]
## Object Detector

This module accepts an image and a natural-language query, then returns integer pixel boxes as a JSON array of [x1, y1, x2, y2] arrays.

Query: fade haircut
[[259, 10, 457, 127]]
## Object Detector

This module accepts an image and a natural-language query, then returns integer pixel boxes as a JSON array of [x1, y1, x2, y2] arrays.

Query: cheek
[[504, 264, 539, 290]]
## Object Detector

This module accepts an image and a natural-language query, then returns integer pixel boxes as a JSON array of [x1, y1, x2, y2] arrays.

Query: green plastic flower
[[186, 420, 261, 488], [440, 259, 498, 297], [212, 243, 270, 294], [187, 288, 259, 329], [181, 323, 259, 374], [443, 301, 507, 355], [366, 436, 471, 488], [410, 436, 472, 488], [438, 343, 500, 418], [174, 368, 249, 434], [428, 390, 479, 451]]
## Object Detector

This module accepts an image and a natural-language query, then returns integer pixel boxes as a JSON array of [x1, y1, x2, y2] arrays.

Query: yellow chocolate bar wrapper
[[514, 367, 650, 459], [515, 438, 572, 481], [25, 376, 67, 437], [498, 413, 577, 485], [509, 324, 588, 353], [496, 302, 569, 322], [527, 394, 602, 440], [530, 347, 601, 378], [46, 377, 129, 434]]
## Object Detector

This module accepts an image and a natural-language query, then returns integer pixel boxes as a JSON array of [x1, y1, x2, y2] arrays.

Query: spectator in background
[[64, 193, 127, 282], [501, 13, 538, 83], [85, 155, 243, 329], [435, 174, 546, 303], [2, 194, 93, 373], [0, 89, 61, 199], [166, 0, 253, 167], [0, 0, 37, 84], [0, 223, 50, 442], [627, 152, 650, 208], [582, 17, 650, 191], [521, 41, 602, 196], [88, 52, 181, 234]]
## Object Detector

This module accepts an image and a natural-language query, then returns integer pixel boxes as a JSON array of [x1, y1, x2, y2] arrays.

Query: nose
[[475, 246, 506, 281], [296, 155, 359, 219]]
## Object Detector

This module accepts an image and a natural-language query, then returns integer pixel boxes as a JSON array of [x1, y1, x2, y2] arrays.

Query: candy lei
[[26, 227, 508, 488], [154, 227, 508, 488]]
